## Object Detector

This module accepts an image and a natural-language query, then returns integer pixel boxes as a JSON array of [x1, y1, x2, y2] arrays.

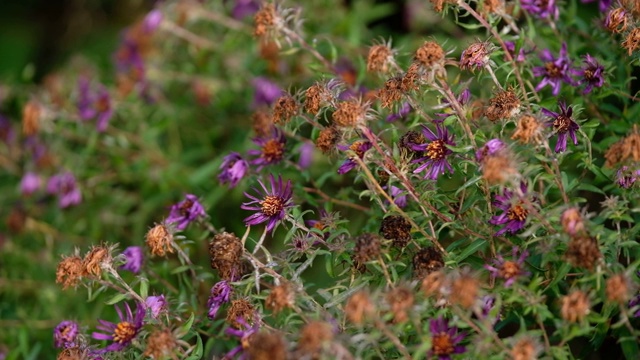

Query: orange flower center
[[113, 321, 136, 343], [432, 333, 454, 356], [553, 115, 572, 133], [426, 140, 446, 160], [350, 141, 366, 158], [500, 261, 520, 279], [261, 195, 284, 216], [544, 62, 561, 78], [262, 139, 284, 163], [507, 204, 528, 221], [179, 199, 194, 215]]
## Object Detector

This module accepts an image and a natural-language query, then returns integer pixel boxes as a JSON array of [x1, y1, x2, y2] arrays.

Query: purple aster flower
[[475, 138, 506, 162], [143, 9, 163, 33], [337, 140, 372, 174], [485, 247, 530, 287], [224, 318, 260, 359], [92, 302, 144, 353], [576, 54, 605, 94], [504, 41, 532, 63], [581, 0, 613, 12], [54, 320, 79, 348], [532, 43, 574, 96], [429, 317, 466, 360], [489, 182, 530, 236], [389, 185, 408, 208], [252, 77, 283, 107], [629, 294, 640, 318], [114, 39, 146, 82], [77, 78, 114, 132], [616, 166, 640, 189], [219, 152, 249, 188], [433, 89, 470, 124], [479, 295, 498, 323], [231, 0, 261, 19], [0, 115, 14, 144], [166, 194, 206, 230], [47, 172, 82, 208], [20, 171, 41, 196], [241, 174, 293, 233], [207, 281, 233, 319], [298, 142, 314, 169], [248, 128, 287, 170], [410, 125, 455, 180], [521, 0, 559, 19], [386, 102, 413, 122], [120, 246, 143, 274], [145, 295, 166, 319], [542, 101, 579, 153]]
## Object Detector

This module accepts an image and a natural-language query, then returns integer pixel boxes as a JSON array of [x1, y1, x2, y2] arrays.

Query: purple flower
[[386, 102, 413, 122], [433, 89, 470, 124], [475, 139, 506, 162], [429, 317, 466, 360], [248, 128, 287, 169], [54, 320, 79, 348], [241, 174, 294, 233], [542, 101, 579, 153], [0, 115, 14, 144], [480, 296, 498, 323], [485, 247, 530, 287], [616, 166, 640, 189], [92, 302, 144, 353], [576, 54, 605, 94], [581, 0, 613, 12], [389, 185, 408, 208], [298, 142, 314, 169], [47, 172, 82, 208], [145, 295, 166, 319], [20, 172, 41, 196], [77, 77, 113, 132], [143, 9, 163, 33], [120, 246, 143, 274], [532, 43, 574, 96], [224, 318, 260, 359], [166, 194, 206, 230], [337, 140, 372, 174], [207, 281, 233, 319], [410, 125, 455, 180], [629, 294, 640, 318], [504, 41, 532, 63], [231, 0, 261, 19], [252, 77, 283, 107], [489, 183, 530, 236], [219, 152, 249, 188], [521, 0, 559, 19]]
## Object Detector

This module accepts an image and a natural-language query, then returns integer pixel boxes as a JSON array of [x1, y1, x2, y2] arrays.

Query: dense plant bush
[[3, 0, 640, 359]]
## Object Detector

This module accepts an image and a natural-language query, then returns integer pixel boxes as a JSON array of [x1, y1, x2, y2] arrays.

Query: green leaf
[[576, 183, 605, 195], [177, 312, 195, 338], [139, 277, 149, 299], [453, 239, 487, 262], [105, 293, 127, 305], [171, 265, 191, 274]]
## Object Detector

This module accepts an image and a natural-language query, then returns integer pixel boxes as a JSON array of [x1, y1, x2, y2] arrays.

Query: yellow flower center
[[426, 140, 446, 160], [262, 139, 284, 163], [261, 195, 284, 216], [507, 204, 528, 221], [113, 321, 136, 343], [432, 333, 454, 356]]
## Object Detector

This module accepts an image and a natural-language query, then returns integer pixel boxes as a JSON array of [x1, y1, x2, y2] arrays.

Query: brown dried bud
[[82, 245, 111, 278], [266, 282, 295, 313], [273, 95, 299, 124], [252, 110, 273, 137], [604, 125, 640, 167], [254, 4, 276, 37], [606, 274, 630, 304], [430, 0, 446, 12], [367, 44, 395, 73], [460, 41, 493, 71], [315, 126, 339, 154], [146, 224, 174, 257], [247, 331, 287, 360], [304, 84, 329, 115], [386, 285, 414, 323], [226, 299, 255, 329], [448, 271, 479, 309], [414, 41, 445, 69], [209, 232, 244, 281], [510, 336, 542, 360], [352, 233, 381, 272], [482, 154, 518, 185], [421, 270, 446, 298], [413, 247, 445, 279], [332, 100, 368, 127], [483, 0, 504, 14], [378, 76, 404, 109], [485, 90, 520, 122], [622, 28, 640, 56], [511, 114, 544, 144], [57, 347, 86, 360], [399, 130, 425, 160], [345, 290, 375, 325], [379, 215, 412, 248], [298, 321, 333, 355], [566, 235, 601, 270], [401, 63, 421, 92], [144, 328, 178, 359], [560, 290, 590, 323], [605, 7, 629, 33], [560, 207, 585, 236], [22, 101, 41, 136], [56, 255, 84, 289]]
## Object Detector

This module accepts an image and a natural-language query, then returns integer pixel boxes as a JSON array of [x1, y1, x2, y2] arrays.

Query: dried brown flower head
[[298, 321, 333, 355], [226, 299, 255, 329], [254, 3, 276, 37], [315, 126, 339, 154], [447, 271, 479, 309], [352, 233, 382, 272], [386, 285, 414, 323], [379, 215, 412, 248], [304, 83, 329, 115], [560, 290, 590, 323], [566, 235, 601, 270], [485, 89, 520, 122], [273, 95, 299, 124], [332, 100, 369, 127], [421, 270, 447, 298], [413, 247, 445, 279], [604, 125, 640, 167], [482, 154, 518, 185], [510, 336, 542, 360], [606, 274, 630, 304], [345, 290, 376, 325], [460, 41, 493, 71], [622, 28, 640, 56], [266, 282, 295, 313], [605, 7, 630, 33], [82, 245, 111, 278], [57, 346, 86, 360], [483, 0, 504, 14], [511, 114, 544, 144], [56, 254, 84, 289], [144, 328, 178, 359], [415, 41, 445, 69], [146, 223, 174, 257], [400, 130, 425, 160], [247, 331, 287, 360], [22, 101, 41, 136], [560, 207, 585, 236], [367, 43, 395, 73], [209, 232, 244, 280], [401, 63, 421, 92], [252, 110, 273, 137], [378, 76, 404, 109]]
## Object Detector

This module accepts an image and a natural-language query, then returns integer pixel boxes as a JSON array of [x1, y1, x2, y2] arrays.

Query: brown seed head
[[482, 154, 518, 185], [82, 245, 111, 278], [352, 233, 381, 272], [430, 0, 446, 12], [315, 126, 340, 154], [566, 235, 601, 270], [345, 290, 376, 325], [378, 76, 404, 109], [146, 224, 174, 257], [560, 207, 585, 236], [273, 95, 299, 124], [226, 299, 255, 329], [511, 114, 544, 144], [57, 347, 86, 360], [22, 101, 41, 136], [414, 41, 445, 68], [143, 328, 178, 359], [560, 290, 590, 323], [401, 63, 421, 92], [367, 44, 395, 73], [379, 215, 412, 248], [304, 84, 329, 115], [622, 28, 640, 56], [386, 285, 414, 323], [510, 337, 542, 360], [400, 130, 425, 160], [252, 110, 273, 137], [266, 282, 295, 313], [56, 255, 84, 289], [606, 274, 630, 304], [605, 7, 629, 33], [332, 100, 368, 127], [485, 90, 520, 122], [298, 321, 333, 355], [604, 125, 640, 167], [209, 232, 244, 281], [483, 0, 504, 14], [254, 3, 276, 37], [413, 247, 445, 279], [421, 270, 447, 298], [460, 41, 493, 71], [448, 271, 479, 309], [247, 331, 287, 360]]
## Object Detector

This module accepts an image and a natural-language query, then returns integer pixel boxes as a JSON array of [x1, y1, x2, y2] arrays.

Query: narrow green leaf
[[105, 293, 127, 305]]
